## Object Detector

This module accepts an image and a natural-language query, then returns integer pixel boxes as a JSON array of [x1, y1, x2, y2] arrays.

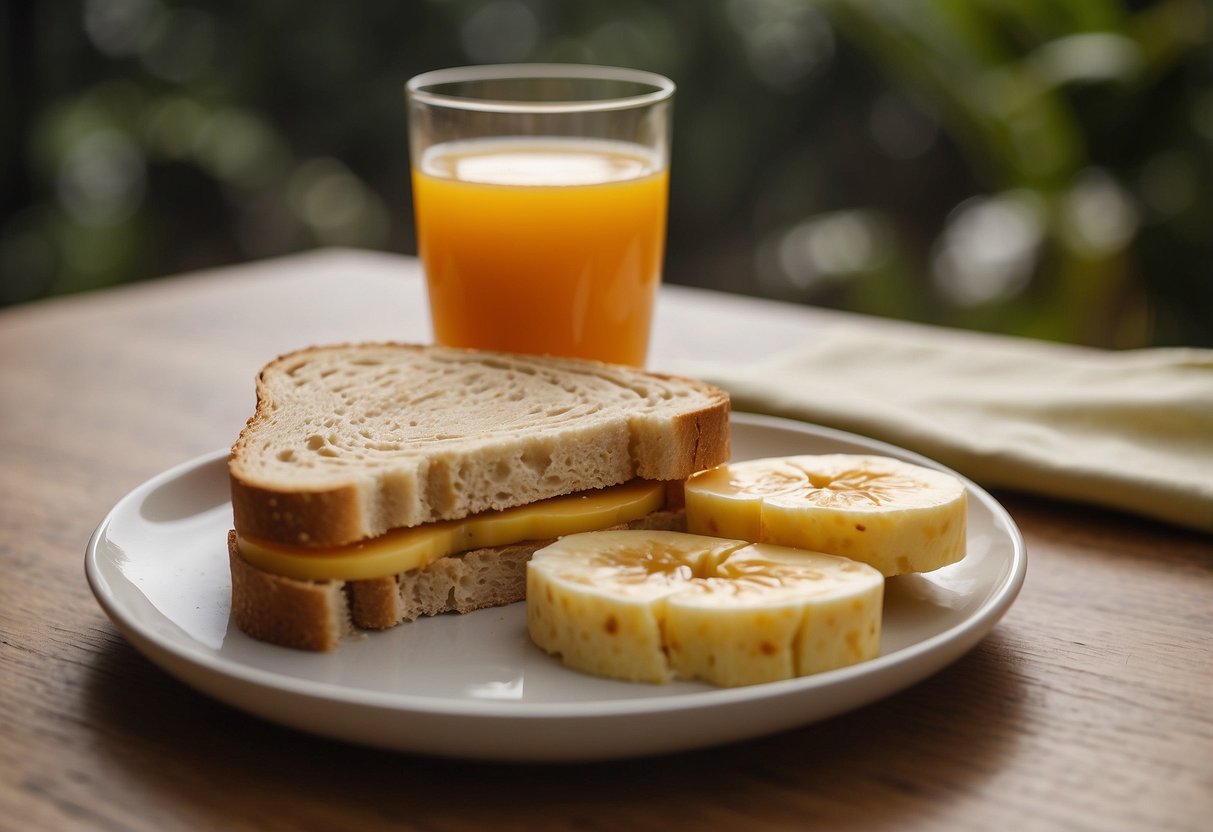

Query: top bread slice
[[229, 343, 731, 548]]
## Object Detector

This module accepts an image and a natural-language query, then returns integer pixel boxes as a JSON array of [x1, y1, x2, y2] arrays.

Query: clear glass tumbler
[[407, 64, 674, 366]]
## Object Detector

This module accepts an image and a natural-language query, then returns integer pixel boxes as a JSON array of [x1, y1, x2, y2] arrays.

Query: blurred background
[[2, 0, 1210, 347]]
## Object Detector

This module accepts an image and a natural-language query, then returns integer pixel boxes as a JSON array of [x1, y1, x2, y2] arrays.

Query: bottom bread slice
[[228, 509, 686, 651]]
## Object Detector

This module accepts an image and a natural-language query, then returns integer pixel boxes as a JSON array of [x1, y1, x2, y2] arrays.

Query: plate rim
[[85, 413, 1026, 740]]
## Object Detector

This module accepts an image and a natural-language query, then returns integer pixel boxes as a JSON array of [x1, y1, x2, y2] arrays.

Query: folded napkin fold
[[664, 322, 1213, 534]]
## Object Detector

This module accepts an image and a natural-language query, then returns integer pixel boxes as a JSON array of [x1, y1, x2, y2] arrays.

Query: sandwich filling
[[235, 479, 668, 581]]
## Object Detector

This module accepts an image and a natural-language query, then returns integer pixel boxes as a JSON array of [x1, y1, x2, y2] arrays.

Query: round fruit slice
[[526, 530, 884, 687], [684, 454, 967, 576]]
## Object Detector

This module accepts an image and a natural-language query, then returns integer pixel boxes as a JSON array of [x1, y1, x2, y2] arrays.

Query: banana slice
[[685, 454, 967, 576], [526, 530, 883, 687]]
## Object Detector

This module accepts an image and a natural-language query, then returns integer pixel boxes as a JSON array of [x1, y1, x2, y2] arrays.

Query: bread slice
[[228, 510, 687, 651], [229, 343, 731, 547]]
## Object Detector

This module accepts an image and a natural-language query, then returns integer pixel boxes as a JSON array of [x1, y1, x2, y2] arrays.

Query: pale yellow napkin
[[664, 322, 1213, 533]]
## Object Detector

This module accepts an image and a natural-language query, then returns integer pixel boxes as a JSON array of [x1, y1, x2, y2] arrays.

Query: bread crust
[[228, 510, 687, 651], [228, 530, 352, 651], [228, 344, 730, 547]]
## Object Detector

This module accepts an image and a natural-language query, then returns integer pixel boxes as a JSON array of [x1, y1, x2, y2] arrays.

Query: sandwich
[[226, 343, 731, 650]]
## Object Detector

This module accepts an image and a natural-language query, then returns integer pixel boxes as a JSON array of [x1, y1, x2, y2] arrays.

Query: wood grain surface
[[1, 250, 1209, 832]]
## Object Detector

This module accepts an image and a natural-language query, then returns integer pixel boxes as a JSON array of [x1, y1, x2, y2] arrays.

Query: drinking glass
[[407, 64, 674, 366]]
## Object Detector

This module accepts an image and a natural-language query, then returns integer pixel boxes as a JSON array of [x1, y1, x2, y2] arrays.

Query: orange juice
[[413, 138, 668, 366]]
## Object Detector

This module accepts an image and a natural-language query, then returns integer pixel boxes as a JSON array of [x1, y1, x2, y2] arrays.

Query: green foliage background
[[3, 0, 1211, 347]]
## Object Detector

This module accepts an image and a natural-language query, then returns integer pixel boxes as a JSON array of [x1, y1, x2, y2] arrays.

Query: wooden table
[[2, 249, 1209, 831]]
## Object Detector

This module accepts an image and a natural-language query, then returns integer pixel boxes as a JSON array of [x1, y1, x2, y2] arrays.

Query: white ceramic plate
[[86, 413, 1025, 762]]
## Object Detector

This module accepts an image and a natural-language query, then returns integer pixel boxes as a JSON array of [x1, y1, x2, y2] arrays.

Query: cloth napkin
[[664, 321, 1213, 534]]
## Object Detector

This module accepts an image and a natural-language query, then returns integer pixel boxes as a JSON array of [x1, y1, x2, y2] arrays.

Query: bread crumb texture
[[229, 344, 729, 546]]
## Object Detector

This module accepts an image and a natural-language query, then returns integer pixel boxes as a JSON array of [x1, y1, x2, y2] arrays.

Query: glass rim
[[406, 63, 675, 114]]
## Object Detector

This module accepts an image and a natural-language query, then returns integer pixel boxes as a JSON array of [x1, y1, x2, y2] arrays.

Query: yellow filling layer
[[237, 480, 667, 581]]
